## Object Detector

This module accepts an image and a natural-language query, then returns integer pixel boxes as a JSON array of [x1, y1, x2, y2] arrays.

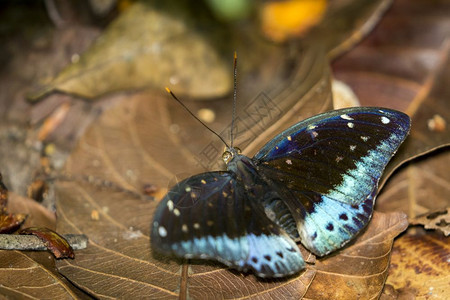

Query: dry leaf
[[332, 0, 450, 187], [377, 149, 449, 217], [0, 251, 89, 299], [386, 228, 450, 299], [28, 1, 232, 101]]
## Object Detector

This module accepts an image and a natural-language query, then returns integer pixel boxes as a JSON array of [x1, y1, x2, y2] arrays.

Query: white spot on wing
[[287, 136, 292, 141], [185, 186, 191, 192], [158, 226, 167, 237], [381, 116, 390, 124], [361, 136, 369, 142], [182, 224, 188, 233], [193, 223, 200, 229], [350, 145, 356, 151], [173, 208, 180, 216], [167, 200, 174, 211], [340, 114, 353, 120], [286, 159, 292, 165], [347, 122, 354, 128], [308, 124, 317, 130]]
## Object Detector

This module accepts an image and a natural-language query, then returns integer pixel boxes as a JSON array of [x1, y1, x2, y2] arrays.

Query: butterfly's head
[[222, 146, 242, 165]]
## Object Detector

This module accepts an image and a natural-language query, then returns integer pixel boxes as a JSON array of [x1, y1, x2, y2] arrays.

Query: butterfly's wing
[[151, 171, 304, 278], [253, 107, 410, 256]]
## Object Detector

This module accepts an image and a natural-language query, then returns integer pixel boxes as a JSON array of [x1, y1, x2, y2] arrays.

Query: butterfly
[[151, 104, 410, 278]]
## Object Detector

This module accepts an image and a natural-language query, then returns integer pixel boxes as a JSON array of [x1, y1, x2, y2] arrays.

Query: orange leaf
[[261, 0, 327, 42]]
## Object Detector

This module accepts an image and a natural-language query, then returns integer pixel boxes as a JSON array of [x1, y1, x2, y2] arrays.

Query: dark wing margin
[[151, 171, 305, 277], [254, 107, 410, 255]]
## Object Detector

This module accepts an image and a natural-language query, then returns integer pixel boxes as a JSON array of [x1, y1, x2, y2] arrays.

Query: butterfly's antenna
[[165, 87, 230, 148], [230, 52, 238, 148]]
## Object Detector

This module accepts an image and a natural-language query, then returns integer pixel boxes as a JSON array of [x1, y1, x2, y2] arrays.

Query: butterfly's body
[[152, 107, 410, 278]]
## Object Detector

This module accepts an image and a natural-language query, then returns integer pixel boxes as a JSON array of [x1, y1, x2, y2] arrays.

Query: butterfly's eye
[[222, 150, 233, 164], [234, 147, 241, 154]]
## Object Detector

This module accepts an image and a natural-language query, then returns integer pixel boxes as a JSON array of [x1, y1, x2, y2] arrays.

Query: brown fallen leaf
[[0, 251, 90, 299], [377, 149, 449, 217], [28, 1, 232, 101], [386, 228, 450, 299], [332, 0, 450, 188], [20, 227, 75, 259], [410, 207, 450, 237]]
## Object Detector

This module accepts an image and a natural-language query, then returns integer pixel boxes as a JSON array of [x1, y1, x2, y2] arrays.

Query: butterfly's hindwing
[[254, 107, 410, 256], [151, 171, 305, 277]]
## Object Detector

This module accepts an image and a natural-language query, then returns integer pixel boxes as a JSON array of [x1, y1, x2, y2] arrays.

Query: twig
[[0, 234, 88, 251]]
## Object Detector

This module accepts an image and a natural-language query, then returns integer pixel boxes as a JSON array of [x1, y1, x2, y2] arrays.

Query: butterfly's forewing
[[151, 171, 304, 277], [254, 107, 410, 256]]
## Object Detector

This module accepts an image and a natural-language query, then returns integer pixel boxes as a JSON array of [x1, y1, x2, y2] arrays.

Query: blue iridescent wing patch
[[151, 171, 305, 278], [151, 107, 410, 278], [254, 107, 410, 256]]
